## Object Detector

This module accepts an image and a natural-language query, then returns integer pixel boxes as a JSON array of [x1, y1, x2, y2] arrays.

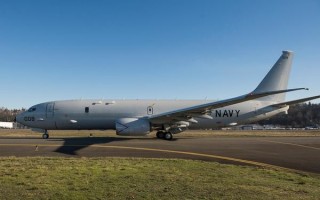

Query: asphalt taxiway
[[0, 136, 319, 173]]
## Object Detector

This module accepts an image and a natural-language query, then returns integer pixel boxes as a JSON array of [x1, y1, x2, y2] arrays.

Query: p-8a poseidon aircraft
[[16, 51, 320, 140]]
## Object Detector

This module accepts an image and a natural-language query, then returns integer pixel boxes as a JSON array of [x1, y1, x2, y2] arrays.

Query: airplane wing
[[149, 88, 307, 124], [271, 95, 320, 107]]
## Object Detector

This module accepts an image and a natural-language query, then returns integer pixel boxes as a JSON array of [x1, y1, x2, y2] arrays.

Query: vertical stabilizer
[[253, 51, 293, 102]]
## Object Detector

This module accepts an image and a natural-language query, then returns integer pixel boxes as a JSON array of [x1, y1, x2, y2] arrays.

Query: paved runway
[[0, 136, 319, 173]]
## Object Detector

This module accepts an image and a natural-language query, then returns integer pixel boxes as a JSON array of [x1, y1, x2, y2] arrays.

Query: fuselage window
[[85, 107, 89, 113]]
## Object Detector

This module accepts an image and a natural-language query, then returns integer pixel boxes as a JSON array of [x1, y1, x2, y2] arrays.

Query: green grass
[[0, 157, 319, 199]]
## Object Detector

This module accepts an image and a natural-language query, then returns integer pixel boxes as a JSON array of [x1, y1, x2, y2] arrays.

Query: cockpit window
[[28, 107, 36, 112]]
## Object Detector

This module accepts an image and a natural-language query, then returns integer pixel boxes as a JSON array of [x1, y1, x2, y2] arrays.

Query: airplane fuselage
[[18, 99, 288, 131], [16, 51, 318, 140]]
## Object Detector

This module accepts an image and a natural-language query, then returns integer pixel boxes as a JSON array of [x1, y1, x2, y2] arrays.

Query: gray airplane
[[16, 51, 320, 140]]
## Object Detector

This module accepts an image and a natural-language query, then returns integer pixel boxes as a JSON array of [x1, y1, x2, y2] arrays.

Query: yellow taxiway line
[[0, 143, 303, 173], [257, 139, 320, 151]]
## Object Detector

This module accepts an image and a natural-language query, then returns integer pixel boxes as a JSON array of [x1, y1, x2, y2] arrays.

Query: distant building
[[0, 122, 26, 129], [0, 122, 15, 129], [231, 124, 265, 130]]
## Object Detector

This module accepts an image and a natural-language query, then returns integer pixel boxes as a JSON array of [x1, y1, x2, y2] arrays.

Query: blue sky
[[0, 0, 319, 109]]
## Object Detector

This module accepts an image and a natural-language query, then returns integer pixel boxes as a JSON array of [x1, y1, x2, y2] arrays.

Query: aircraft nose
[[15, 113, 23, 124]]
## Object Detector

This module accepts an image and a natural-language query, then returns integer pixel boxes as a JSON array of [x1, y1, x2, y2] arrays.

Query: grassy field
[[1, 129, 320, 199], [0, 157, 320, 200], [1, 129, 320, 138]]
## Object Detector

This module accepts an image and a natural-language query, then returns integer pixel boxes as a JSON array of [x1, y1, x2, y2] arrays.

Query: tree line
[[259, 103, 320, 128], [0, 108, 25, 122]]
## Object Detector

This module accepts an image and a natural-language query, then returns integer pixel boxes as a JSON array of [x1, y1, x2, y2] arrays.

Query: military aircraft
[[16, 51, 320, 140]]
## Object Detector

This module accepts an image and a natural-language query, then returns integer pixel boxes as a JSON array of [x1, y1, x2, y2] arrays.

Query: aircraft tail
[[253, 50, 294, 102]]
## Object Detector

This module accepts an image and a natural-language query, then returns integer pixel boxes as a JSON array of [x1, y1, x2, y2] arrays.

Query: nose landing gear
[[42, 130, 49, 139]]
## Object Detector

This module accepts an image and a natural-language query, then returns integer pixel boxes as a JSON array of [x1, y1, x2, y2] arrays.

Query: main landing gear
[[156, 131, 173, 140], [42, 130, 49, 139]]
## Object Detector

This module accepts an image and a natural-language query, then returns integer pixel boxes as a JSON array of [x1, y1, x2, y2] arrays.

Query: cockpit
[[16, 103, 47, 127], [28, 107, 37, 112]]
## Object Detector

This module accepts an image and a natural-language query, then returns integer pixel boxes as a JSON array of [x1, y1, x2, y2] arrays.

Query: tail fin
[[253, 50, 294, 102]]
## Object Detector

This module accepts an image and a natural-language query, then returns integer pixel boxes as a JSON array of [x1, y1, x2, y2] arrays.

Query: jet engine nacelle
[[115, 118, 151, 136]]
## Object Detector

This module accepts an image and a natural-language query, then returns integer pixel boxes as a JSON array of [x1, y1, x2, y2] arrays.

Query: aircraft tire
[[164, 132, 173, 140], [156, 131, 165, 139], [42, 133, 49, 139]]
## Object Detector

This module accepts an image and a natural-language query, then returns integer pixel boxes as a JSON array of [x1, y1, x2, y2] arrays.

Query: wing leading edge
[[149, 88, 308, 124]]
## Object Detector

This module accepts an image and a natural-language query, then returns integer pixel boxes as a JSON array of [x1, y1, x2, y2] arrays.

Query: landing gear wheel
[[164, 132, 173, 140], [156, 131, 164, 139], [42, 133, 49, 139]]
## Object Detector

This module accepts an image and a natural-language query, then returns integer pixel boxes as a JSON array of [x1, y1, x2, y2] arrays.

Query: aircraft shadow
[[51, 136, 179, 156], [51, 137, 136, 155]]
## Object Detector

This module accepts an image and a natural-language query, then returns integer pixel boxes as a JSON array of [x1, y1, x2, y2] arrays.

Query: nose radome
[[15, 115, 20, 123], [15, 113, 23, 124]]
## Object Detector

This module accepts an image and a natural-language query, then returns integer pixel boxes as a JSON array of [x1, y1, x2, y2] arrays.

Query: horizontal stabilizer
[[272, 95, 320, 107], [247, 88, 308, 99]]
